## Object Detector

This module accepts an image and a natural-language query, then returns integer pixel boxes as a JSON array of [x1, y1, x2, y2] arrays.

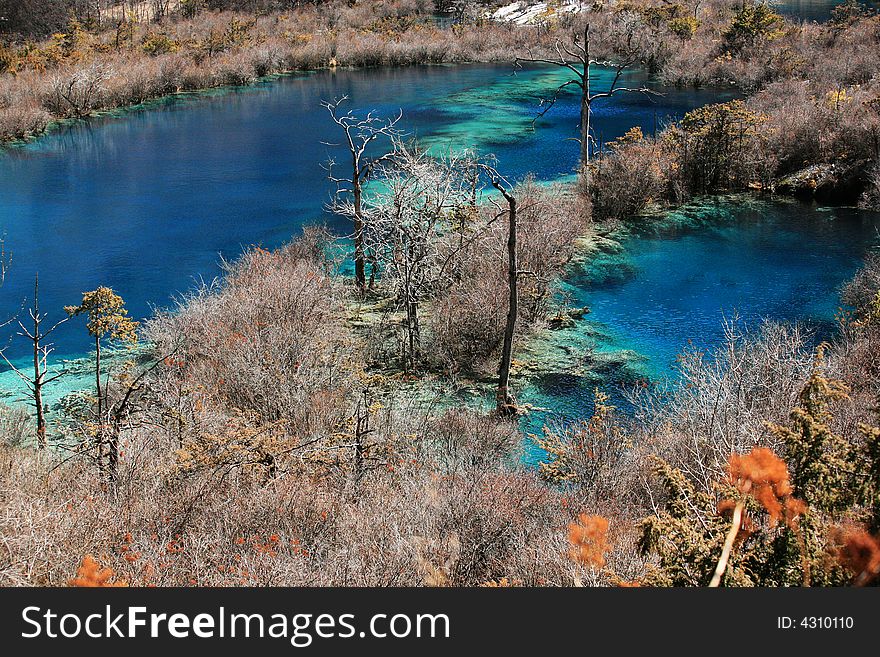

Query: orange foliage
[[833, 527, 880, 586], [726, 447, 804, 526], [567, 514, 610, 568], [68, 555, 128, 587]]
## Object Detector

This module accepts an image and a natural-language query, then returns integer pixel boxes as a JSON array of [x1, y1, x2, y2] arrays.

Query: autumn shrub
[[633, 275, 880, 586], [754, 78, 880, 175], [590, 126, 668, 220], [667, 100, 768, 195], [639, 357, 880, 587], [637, 448, 812, 586], [722, 2, 784, 54], [631, 319, 814, 493], [537, 389, 637, 511], [142, 32, 181, 57], [68, 555, 127, 587]]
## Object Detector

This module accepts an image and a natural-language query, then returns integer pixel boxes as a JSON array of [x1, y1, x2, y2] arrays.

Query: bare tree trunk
[[406, 298, 419, 372], [107, 421, 119, 487], [353, 389, 369, 484], [95, 335, 105, 473], [495, 184, 518, 415], [95, 335, 102, 420], [323, 98, 400, 293], [32, 276, 46, 449], [352, 169, 366, 291], [1, 274, 69, 450], [518, 21, 655, 189], [580, 23, 592, 183]]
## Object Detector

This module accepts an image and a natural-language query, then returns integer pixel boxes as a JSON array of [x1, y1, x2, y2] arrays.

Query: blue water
[[0, 64, 733, 366], [518, 197, 880, 440]]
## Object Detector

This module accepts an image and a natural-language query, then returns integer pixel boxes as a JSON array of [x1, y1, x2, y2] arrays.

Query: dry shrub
[[537, 389, 639, 512], [0, 400, 572, 586], [842, 254, 880, 312], [0, 73, 50, 140], [0, 223, 579, 587], [754, 77, 880, 175], [427, 182, 585, 373], [147, 227, 357, 437], [0, 403, 30, 447], [591, 127, 668, 221], [860, 163, 880, 210], [419, 409, 521, 473], [631, 319, 815, 493]]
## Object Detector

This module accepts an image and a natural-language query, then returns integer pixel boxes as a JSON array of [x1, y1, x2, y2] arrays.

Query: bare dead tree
[[516, 22, 659, 186], [359, 143, 502, 371], [491, 178, 517, 416], [0, 274, 69, 448], [55, 347, 176, 488], [322, 96, 403, 293], [101, 354, 167, 488]]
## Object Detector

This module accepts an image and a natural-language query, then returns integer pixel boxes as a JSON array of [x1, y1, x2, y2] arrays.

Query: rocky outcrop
[[775, 160, 870, 204], [548, 305, 591, 330]]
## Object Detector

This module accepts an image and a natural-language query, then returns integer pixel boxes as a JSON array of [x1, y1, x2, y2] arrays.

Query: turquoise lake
[[517, 198, 880, 440], [1, 62, 879, 421], [773, 0, 879, 22]]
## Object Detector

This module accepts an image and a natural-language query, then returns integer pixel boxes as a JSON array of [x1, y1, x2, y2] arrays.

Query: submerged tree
[[516, 21, 657, 186], [323, 96, 403, 292], [0, 235, 8, 286], [0, 274, 69, 448]]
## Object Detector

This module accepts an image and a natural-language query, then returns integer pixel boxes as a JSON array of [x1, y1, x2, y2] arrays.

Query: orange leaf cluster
[[119, 532, 141, 563], [833, 527, 880, 586], [727, 447, 804, 526], [567, 514, 610, 568], [68, 555, 128, 587]]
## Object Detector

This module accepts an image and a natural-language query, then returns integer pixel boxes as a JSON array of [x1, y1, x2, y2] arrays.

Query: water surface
[[0, 63, 733, 367], [519, 197, 880, 440], [773, 0, 878, 22]]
